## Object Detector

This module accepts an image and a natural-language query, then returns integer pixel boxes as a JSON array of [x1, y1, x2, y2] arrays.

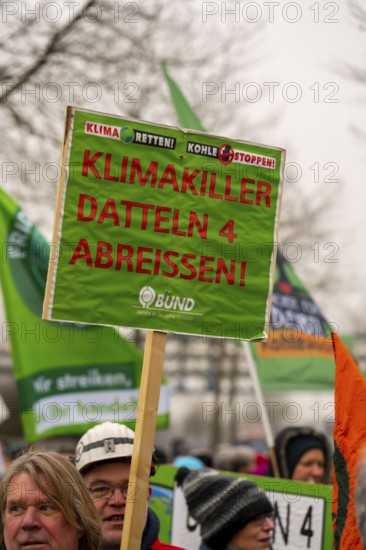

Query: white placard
[[171, 484, 325, 550]]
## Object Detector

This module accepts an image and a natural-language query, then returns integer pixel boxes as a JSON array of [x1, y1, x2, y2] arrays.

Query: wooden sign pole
[[121, 330, 167, 550], [243, 341, 280, 478]]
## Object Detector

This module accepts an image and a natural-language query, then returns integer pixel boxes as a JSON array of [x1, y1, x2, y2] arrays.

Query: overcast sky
[[195, 2, 366, 333]]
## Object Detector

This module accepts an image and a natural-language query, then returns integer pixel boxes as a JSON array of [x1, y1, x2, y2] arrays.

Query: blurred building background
[[1, 330, 365, 458]]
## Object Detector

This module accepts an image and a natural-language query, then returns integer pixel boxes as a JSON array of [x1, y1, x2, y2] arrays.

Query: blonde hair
[[0, 449, 101, 550]]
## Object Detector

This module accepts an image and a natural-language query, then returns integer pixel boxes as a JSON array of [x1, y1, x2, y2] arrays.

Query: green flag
[[161, 63, 206, 131], [251, 250, 335, 390], [0, 188, 169, 442], [162, 64, 336, 390]]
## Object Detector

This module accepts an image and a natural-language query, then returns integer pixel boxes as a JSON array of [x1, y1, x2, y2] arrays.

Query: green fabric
[[0, 188, 169, 442], [161, 63, 206, 131], [251, 250, 336, 390], [332, 441, 349, 549]]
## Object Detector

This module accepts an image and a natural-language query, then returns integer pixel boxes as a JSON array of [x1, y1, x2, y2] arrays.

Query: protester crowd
[[1, 420, 365, 549]]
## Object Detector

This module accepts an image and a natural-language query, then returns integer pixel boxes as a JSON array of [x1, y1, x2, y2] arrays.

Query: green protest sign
[[149, 465, 333, 549], [44, 107, 285, 339]]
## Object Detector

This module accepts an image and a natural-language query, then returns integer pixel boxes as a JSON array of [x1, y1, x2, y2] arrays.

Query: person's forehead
[[8, 471, 39, 490], [83, 460, 131, 483], [299, 448, 325, 461], [5, 472, 49, 503]]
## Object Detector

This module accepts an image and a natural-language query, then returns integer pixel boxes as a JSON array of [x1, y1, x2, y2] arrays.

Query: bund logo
[[138, 286, 195, 312], [139, 286, 156, 308]]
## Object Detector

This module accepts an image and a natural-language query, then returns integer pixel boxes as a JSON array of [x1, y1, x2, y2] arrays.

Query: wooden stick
[[121, 330, 167, 550], [243, 341, 280, 478], [43, 105, 74, 320]]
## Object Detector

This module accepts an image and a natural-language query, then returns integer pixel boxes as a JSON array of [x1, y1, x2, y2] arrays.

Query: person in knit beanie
[[268, 426, 331, 483], [176, 467, 274, 550]]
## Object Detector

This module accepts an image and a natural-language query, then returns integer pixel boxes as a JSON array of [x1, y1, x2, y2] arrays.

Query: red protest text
[[69, 240, 247, 287], [77, 194, 208, 239], [81, 150, 273, 208]]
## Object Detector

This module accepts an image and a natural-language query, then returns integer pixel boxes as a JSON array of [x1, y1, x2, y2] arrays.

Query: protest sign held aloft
[[43, 107, 285, 339]]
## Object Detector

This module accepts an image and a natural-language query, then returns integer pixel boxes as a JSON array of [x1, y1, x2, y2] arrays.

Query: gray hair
[[0, 449, 101, 550], [214, 444, 255, 473]]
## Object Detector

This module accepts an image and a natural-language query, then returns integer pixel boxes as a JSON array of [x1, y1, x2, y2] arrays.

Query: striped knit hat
[[176, 467, 273, 549]]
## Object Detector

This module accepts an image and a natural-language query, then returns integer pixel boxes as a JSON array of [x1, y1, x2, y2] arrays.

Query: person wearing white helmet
[[74, 421, 184, 550]]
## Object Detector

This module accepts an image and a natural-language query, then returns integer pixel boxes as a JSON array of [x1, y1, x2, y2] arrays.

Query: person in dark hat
[[269, 426, 331, 483], [176, 467, 274, 550]]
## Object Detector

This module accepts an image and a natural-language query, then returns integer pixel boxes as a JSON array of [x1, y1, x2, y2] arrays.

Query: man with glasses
[[74, 421, 183, 550]]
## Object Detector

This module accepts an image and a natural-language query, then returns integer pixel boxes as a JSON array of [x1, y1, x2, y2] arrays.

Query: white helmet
[[74, 422, 135, 473]]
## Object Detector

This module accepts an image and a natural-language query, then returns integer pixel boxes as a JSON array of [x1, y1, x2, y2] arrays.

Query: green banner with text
[[0, 188, 169, 443], [252, 250, 335, 390], [44, 107, 285, 339]]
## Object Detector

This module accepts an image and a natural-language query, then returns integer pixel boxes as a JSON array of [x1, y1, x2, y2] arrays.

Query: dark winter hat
[[273, 427, 330, 480], [286, 435, 325, 478], [176, 468, 273, 549]]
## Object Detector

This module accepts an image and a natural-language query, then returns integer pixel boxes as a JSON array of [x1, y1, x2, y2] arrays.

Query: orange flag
[[332, 332, 366, 549]]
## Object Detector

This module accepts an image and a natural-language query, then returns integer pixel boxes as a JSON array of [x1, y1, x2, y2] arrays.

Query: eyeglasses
[[87, 483, 130, 500]]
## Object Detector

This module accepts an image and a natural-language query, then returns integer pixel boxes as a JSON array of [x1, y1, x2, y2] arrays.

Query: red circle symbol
[[218, 144, 234, 165]]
